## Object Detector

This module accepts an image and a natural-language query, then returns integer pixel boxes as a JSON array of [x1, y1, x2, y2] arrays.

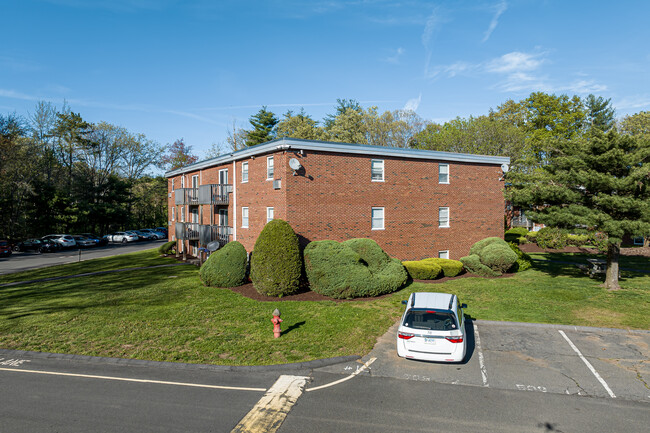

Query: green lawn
[[0, 249, 648, 366]]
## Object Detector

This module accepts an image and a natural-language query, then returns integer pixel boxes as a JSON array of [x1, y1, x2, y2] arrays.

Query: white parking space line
[[0, 367, 266, 392], [231, 375, 309, 433], [558, 330, 616, 398], [306, 357, 376, 392], [473, 323, 488, 387]]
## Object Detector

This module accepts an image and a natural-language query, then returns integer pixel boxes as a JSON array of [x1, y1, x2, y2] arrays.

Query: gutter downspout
[[232, 159, 237, 241]]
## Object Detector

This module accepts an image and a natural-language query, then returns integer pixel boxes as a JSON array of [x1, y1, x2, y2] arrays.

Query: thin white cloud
[[384, 47, 405, 64], [485, 51, 544, 74], [0, 88, 41, 101], [422, 7, 444, 77], [403, 94, 422, 112], [613, 95, 650, 111], [482, 1, 507, 43]]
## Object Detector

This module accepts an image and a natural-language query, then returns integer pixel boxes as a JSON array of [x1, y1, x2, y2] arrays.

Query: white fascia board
[[165, 138, 510, 178]]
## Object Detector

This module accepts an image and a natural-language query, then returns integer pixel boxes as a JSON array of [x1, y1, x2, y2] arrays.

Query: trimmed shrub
[[536, 227, 568, 249], [469, 237, 506, 256], [199, 241, 248, 287], [403, 260, 442, 280], [460, 254, 501, 277], [508, 242, 532, 272], [304, 239, 407, 299], [250, 219, 302, 297], [505, 227, 529, 244], [158, 240, 176, 255], [421, 258, 464, 277], [525, 231, 538, 243], [480, 242, 518, 273], [567, 234, 589, 246]]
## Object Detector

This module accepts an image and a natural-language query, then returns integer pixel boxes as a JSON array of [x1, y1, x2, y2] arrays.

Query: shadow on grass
[[282, 320, 306, 336], [0, 266, 198, 320]]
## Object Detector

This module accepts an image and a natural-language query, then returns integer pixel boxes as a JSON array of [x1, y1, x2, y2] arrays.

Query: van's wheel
[[13, 245, 20, 252], [37, 247, 43, 254]]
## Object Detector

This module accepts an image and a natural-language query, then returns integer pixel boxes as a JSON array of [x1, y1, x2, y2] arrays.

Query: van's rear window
[[403, 310, 457, 331]]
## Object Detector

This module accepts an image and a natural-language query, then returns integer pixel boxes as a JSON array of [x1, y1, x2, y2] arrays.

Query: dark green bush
[[526, 231, 538, 243], [421, 258, 464, 277], [158, 240, 176, 255], [304, 239, 407, 299], [199, 241, 248, 287], [567, 234, 589, 246], [460, 254, 501, 277], [250, 219, 302, 297], [507, 242, 532, 272], [402, 260, 442, 280], [469, 237, 506, 256], [505, 227, 529, 244], [536, 227, 568, 249], [480, 243, 518, 273], [588, 231, 608, 252]]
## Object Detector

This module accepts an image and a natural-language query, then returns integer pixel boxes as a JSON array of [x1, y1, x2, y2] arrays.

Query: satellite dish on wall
[[206, 241, 221, 252], [500, 163, 510, 173], [289, 158, 302, 170]]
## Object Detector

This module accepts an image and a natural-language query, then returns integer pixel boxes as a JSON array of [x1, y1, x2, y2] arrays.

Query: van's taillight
[[445, 336, 464, 343], [398, 332, 414, 340]]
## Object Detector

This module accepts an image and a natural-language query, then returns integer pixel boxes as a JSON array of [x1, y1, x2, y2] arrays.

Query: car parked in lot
[[396, 292, 467, 363], [155, 227, 168, 237], [72, 235, 96, 248], [128, 229, 155, 240], [140, 228, 165, 239], [80, 233, 108, 247], [12, 238, 61, 253], [0, 240, 12, 257], [106, 232, 139, 243], [43, 234, 76, 249]]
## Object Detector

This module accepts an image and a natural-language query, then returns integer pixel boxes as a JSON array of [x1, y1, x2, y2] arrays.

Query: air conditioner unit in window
[[273, 179, 281, 189]]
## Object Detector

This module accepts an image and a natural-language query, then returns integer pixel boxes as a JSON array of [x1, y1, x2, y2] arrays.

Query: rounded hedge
[[507, 242, 532, 272], [304, 238, 407, 299], [536, 227, 568, 249], [402, 260, 442, 280], [422, 258, 464, 277], [158, 240, 176, 255], [460, 254, 501, 277], [199, 241, 248, 287], [505, 227, 529, 244], [480, 242, 518, 273], [250, 219, 302, 297]]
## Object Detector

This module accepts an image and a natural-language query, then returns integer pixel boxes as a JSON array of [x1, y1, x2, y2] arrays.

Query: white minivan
[[396, 292, 467, 363]]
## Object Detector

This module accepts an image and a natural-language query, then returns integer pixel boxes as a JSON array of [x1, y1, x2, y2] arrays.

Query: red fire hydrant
[[271, 308, 282, 338]]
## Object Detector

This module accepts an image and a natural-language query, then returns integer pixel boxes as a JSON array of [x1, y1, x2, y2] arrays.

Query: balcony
[[175, 222, 200, 241], [175, 188, 200, 205], [199, 224, 232, 246], [198, 184, 233, 205]]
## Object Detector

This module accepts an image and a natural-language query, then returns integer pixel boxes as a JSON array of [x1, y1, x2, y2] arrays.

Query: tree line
[[0, 101, 167, 240]]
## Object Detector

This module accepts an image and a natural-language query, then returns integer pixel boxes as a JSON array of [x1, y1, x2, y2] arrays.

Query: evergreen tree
[[584, 94, 615, 132], [508, 131, 650, 290], [245, 106, 278, 146]]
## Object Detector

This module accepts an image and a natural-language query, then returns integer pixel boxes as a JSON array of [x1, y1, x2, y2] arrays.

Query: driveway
[[316, 320, 650, 403], [0, 240, 167, 275]]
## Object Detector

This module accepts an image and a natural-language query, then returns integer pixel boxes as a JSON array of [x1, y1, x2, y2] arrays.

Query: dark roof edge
[[164, 138, 511, 177]]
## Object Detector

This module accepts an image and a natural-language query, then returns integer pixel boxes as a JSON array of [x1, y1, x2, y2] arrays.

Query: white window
[[219, 169, 228, 185], [267, 156, 274, 180], [191, 207, 199, 223], [242, 207, 249, 228], [191, 174, 199, 189], [371, 159, 384, 182], [371, 207, 384, 230], [171, 179, 175, 191], [438, 250, 449, 259], [267, 207, 274, 223], [171, 207, 175, 221], [218, 209, 228, 226], [439, 163, 449, 184], [181, 176, 185, 188], [242, 162, 249, 183], [439, 207, 450, 228], [180, 207, 185, 222]]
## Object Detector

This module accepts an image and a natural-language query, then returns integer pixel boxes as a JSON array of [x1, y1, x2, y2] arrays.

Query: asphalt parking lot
[[316, 320, 650, 403]]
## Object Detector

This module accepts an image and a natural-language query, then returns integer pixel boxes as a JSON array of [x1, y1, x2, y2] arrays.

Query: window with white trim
[[171, 207, 175, 221], [266, 207, 274, 223], [371, 159, 384, 182], [242, 207, 249, 228], [181, 176, 185, 188], [180, 207, 185, 223], [371, 207, 385, 230], [439, 207, 449, 228], [191, 174, 199, 189], [267, 156, 274, 180], [439, 163, 449, 184], [242, 162, 249, 183], [438, 250, 449, 259], [171, 179, 175, 191]]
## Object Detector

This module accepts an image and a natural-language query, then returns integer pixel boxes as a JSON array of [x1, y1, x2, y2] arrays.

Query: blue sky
[[2, 0, 649, 159]]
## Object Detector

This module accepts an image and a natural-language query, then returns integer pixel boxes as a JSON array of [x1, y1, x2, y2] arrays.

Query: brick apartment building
[[165, 138, 510, 261]]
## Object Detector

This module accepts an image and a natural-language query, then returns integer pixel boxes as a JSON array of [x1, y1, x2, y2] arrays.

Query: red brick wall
[[168, 149, 505, 260]]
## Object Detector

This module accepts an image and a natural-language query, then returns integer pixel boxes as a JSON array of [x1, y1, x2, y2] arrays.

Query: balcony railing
[[198, 184, 233, 205], [175, 222, 200, 240], [199, 224, 232, 246], [511, 214, 533, 228], [175, 188, 199, 205]]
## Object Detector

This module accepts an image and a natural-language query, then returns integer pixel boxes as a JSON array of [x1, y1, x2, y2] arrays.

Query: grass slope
[[0, 249, 647, 365]]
